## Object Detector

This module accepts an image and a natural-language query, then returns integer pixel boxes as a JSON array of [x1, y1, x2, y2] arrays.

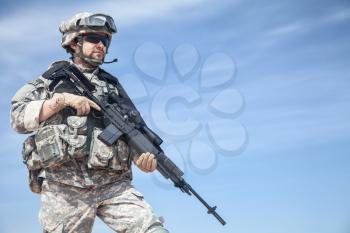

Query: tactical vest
[[23, 61, 140, 192]]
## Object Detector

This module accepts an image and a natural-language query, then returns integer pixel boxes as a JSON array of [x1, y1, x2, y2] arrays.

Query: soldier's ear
[[69, 42, 78, 53]]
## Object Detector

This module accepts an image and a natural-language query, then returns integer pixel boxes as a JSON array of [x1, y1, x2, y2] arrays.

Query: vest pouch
[[23, 135, 42, 170], [35, 124, 70, 168], [22, 135, 43, 194], [88, 127, 115, 168], [66, 135, 88, 158], [66, 116, 88, 158]]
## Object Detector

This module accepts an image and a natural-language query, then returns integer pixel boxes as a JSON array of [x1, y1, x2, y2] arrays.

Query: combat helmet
[[59, 12, 117, 66]]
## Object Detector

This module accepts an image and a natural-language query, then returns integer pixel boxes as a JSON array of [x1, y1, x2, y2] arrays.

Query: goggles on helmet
[[78, 14, 117, 33]]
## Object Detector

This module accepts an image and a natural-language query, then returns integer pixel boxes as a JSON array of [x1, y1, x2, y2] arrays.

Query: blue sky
[[1, 0, 350, 233]]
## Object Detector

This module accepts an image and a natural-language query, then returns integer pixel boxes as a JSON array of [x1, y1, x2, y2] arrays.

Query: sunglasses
[[82, 34, 110, 47]]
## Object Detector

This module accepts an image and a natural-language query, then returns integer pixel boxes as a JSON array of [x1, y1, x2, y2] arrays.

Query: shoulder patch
[[11, 78, 45, 102]]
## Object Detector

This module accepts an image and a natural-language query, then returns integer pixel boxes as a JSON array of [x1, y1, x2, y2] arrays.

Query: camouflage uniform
[[11, 60, 168, 233], [40, 180, 164, 233]]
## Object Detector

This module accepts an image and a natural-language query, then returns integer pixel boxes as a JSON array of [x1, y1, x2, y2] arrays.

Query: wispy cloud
[[87, 0, 208, 26], [322, 7, 350, 23], [260, 6, 350, 45], [264, 21, 306, 37], [240, 68, 350, 152], [0, 0, 229, 73], [0, 0, 211, 45]]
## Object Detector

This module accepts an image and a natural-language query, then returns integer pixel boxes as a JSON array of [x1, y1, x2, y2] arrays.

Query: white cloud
[[88, 0, 207, 26], [240, 70, 350, 152], [322, 7, 350, 23], [265, 22, 305, 37], [0, 0, 221, 66], [0, 0, 209, 43], [246, 6, 350, 54]]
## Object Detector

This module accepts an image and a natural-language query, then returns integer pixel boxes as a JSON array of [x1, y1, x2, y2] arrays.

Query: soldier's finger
[[81, 104, 87, 115], [150, 158, 157, 171], [76, 106, 82, 116], [85, 102, 91, 114], [88, 99, 101, 111], [146, 153, 155, 170], [141, 153, 150, 168], [142, 168, 150, 173], [136, 153, 146, 167]]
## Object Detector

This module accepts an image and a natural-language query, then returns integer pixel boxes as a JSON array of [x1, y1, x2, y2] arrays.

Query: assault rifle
[[49, 63, 226, 225]]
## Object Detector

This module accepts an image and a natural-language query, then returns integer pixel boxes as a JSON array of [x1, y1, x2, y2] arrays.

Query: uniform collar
[[69, 59, 99, 74]]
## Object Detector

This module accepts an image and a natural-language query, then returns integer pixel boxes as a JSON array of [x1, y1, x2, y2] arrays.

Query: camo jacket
[[11, 61, 134, 188]]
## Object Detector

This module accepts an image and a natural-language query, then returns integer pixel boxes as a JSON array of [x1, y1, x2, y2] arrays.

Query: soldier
[[11, 12, 169, 233]]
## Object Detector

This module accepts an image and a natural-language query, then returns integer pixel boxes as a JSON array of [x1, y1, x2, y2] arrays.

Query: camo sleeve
[[11, 77, 49, 134]]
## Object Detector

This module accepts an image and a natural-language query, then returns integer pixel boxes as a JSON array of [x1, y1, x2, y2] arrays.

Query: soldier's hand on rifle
[[134, 152, 157, 173], [62, 93, 101, 116], [40, 93, 100, 122]]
